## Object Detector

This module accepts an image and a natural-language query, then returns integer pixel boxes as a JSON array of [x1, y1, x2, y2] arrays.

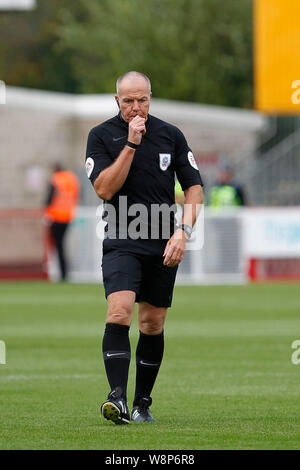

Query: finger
[[167, 248, 184, 266], [172, 254, 183, 266], [164, 246, 176, 265], [132, 125, 146, 134], [130, 122, 144, 130], [163, 255, 171, 266], [165, 251, 177, 266], [163, 242, 170, 257], [167, 255, 181, 267], [165, 243, 183, 264], [132, 116, 145, 126], [166, 258, 180, 268]]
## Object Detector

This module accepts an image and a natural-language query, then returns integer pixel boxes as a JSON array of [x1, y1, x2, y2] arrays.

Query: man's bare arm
[[94, 146, 136, 200], [163, 184, 204, 267], [93, 115, 146, 200], [179, 184, 204, 227]]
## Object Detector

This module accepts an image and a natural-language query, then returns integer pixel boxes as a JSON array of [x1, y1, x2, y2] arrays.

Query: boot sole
[[101, 401, 130, 425]]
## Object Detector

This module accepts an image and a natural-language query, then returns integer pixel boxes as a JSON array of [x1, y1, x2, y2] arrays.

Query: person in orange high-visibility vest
[[45, 163, 80, 280]]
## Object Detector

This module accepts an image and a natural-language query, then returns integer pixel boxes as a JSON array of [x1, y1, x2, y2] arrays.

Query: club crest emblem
[[159, 153, 171, 171]]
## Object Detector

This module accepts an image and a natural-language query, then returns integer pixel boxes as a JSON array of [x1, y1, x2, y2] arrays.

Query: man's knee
[[140, 321, 163, 335], [138, 304, 167, 335], [106, 291, 135, 326], [107, 306, 132, 325]]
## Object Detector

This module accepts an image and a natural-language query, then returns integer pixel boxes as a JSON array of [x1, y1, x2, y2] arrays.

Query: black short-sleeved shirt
[[85, 112, 203, 253]]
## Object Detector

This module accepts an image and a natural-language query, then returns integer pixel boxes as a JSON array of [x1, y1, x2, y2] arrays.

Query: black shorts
[[101, 245, 178, 308]]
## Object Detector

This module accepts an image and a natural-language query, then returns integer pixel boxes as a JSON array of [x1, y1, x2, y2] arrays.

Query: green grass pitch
[[0, 281, 300, 450]]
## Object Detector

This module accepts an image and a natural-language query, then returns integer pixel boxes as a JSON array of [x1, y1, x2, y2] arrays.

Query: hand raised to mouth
[[128, 115, 146, 145]]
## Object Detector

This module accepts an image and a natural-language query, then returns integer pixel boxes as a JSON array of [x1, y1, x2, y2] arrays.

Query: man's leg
[[131, 302, 166, 421], [50, 222, 69, 280], [102, 290, 135, 398], [100, 249, 142, 423]]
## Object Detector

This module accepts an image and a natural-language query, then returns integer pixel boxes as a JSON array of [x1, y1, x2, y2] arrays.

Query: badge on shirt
[[85, 157, 94, 178], [187, 151, 198, 170], [159, 153, 171, 171]]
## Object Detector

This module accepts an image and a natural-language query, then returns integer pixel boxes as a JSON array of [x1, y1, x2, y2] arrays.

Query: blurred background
[[1, 0, 300, 284]]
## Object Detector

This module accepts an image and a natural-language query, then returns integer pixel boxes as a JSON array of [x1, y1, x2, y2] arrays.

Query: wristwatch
[[178, 224, 192, 239]]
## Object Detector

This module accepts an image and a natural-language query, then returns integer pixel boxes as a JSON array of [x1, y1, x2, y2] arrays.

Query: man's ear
[[115, 95, 120, 109]]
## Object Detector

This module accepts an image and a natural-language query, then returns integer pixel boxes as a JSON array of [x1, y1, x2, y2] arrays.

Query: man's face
[[219, 169, 233, 185], [115, 77, 152, 123]]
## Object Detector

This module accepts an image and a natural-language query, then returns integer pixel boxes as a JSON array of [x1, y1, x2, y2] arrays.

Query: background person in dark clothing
[[45, 164, 80, 281]]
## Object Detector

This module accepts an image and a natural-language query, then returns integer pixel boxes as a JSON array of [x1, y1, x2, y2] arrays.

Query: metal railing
[[236, 126, 300, 206]]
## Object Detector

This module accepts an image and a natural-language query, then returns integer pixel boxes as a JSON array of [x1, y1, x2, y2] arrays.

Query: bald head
[[116, 71, 151, 95], [115, 71, 152, 123]]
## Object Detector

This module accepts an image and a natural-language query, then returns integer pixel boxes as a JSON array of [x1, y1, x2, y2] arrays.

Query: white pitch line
[[0, 295, 104, 304], [0, 373, 102, 381]]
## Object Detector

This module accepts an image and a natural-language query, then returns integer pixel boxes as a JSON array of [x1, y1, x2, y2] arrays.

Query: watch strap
[[126, 141, 139, 149], [178, 224, 192, 239]]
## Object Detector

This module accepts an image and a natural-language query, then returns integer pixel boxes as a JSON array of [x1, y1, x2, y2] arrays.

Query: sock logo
[[139, 359, 160, 367], [104, 351, 131, 360], [107, 352, 126, 357]]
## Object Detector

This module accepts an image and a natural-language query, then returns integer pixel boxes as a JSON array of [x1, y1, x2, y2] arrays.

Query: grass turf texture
[[0, 282, 300, 450]]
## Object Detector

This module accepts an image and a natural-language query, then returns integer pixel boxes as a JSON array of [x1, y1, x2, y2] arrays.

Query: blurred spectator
[[209, 164, 246, 207], [44, 163, 80, 281], [174, 178, 185, 206]]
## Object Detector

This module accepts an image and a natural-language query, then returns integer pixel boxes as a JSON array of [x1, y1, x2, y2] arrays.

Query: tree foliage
[[0, 0, 253, 107]]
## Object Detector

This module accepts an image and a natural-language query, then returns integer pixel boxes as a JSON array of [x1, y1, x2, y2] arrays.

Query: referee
[[85, 71, 204, 424]]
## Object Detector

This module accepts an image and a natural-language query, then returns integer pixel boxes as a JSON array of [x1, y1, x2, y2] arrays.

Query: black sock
[[102, 323, 131, 400], [134, 330, 164, 405]]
